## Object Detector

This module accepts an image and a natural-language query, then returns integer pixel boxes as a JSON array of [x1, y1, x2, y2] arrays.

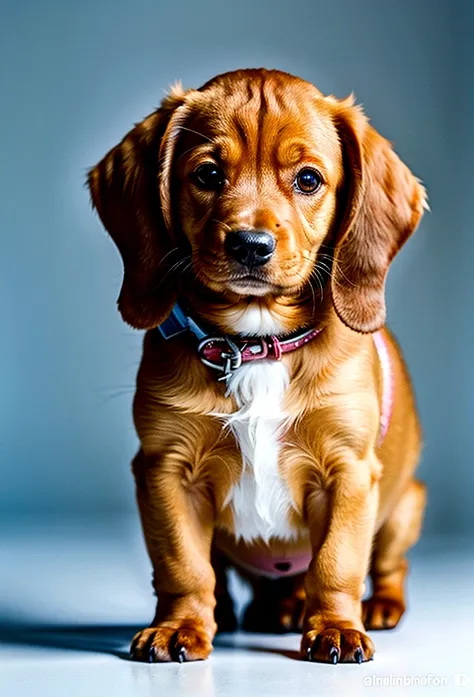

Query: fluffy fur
[[88, 68, 427, 666], [222, 360, 295, 543], [231, 303, 285, 336], [219, 303, 294, 543]]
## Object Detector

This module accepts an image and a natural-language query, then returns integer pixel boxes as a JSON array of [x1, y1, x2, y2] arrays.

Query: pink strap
[[372, 331, 394, 444]]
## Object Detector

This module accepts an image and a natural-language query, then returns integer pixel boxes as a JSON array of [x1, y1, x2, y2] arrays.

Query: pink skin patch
[[225, 547, 313, 579]]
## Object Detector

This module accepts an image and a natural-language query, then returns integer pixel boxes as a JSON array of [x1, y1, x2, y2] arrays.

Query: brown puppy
[[88, 68, 427, 664]]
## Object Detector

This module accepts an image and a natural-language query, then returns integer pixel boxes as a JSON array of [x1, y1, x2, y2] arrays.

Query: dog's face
[[171, 74, 342, 298], [89, 69, 427, 333]]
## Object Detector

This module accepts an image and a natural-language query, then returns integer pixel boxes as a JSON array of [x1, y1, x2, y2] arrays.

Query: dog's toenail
[[355, 648, 363, 664], [329, 646, 339, 664]]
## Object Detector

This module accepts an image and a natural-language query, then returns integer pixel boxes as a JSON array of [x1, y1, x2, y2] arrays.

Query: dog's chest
[[223, 360, 298, 543]]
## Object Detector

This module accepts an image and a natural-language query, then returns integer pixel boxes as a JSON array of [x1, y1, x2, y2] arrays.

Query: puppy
[[88, 68, 427, 664]]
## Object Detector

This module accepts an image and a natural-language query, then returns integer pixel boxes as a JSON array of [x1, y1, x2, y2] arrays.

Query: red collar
[[157, 302, 322, 381], [198, 328, 322, 381]]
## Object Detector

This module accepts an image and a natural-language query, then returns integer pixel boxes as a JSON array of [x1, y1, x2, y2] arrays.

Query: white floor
[[0, 518, 473, 697]]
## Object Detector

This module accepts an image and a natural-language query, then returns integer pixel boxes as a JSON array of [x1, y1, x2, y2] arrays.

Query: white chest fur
[[223, 360, 298, 543]]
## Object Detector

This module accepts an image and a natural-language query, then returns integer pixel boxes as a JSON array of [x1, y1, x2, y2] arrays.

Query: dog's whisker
[[211, 218, 232, 231], [178, 144, 207, 162], [153, 255, 192, 291], [313, 267, 325, 302], [176, 126, 213, 142], [295, 271, 317, 317], [154, 247, 180, 272]]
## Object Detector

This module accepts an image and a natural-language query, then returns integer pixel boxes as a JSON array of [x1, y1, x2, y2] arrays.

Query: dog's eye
[[294, 168, 323, 194], [193, 163, 225, 190]]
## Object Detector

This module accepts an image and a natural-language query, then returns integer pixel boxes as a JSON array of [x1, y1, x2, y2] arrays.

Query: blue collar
[[157, 303, 208, 341]]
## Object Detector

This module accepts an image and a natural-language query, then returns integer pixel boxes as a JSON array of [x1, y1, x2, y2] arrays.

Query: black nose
[[225, 230, 276, 268]]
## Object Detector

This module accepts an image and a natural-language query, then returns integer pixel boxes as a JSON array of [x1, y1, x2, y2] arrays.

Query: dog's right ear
[[87, 85, 192, 329]]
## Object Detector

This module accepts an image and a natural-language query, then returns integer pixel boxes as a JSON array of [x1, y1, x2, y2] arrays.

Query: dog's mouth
[[195, 255, 313, 298], [226, 274, 283, 297]]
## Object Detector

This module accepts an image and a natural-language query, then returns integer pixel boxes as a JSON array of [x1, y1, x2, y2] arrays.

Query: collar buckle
[[198, 335, 243, 381]]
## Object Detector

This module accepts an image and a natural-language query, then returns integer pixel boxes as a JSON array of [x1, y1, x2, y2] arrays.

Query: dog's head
[[88, 68, 427, 333]]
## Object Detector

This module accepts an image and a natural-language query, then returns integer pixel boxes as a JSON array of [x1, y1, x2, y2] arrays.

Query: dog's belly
[[215, 527, 312, 579], [222, 360, 299, 544]]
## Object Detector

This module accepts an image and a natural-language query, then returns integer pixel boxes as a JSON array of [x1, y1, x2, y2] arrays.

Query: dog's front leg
[[130, 450, 217, 663], [302, 454, 379, 664]]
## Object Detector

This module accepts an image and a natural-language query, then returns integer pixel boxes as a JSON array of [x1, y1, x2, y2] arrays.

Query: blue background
[[1, 0, 471, 536]]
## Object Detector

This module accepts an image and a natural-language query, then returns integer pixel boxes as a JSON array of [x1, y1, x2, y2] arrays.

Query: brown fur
[[88, 68, 427, 664]]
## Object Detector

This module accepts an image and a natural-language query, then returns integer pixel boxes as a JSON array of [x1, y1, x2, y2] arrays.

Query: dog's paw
[[363, 596, 405, 630], [301, 627, 375, 664], [242, 594, 305, 634], [277, 594, 306, 633], [130, 624, 213, 663]]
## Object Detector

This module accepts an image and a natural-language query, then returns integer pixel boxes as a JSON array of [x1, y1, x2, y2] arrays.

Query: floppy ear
[[329, 98, 428, 333], [87, 86, 191, 329]]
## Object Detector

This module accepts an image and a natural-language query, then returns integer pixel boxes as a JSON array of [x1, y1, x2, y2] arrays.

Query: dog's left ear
[[329, 97, 428, 333], [87, 85, 193, 329]]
